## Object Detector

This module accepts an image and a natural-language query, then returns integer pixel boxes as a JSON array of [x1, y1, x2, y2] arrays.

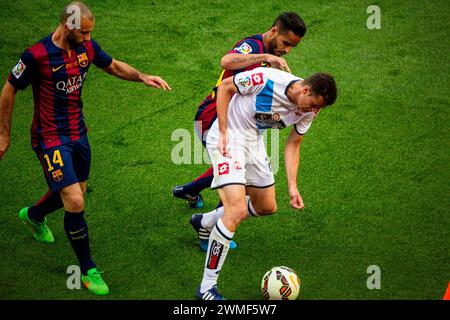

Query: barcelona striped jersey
[[8, 34, 112, 150]]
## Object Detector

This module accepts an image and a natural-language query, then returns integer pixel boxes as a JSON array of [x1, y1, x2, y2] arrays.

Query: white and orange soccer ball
[[261, 266, 301, 300]]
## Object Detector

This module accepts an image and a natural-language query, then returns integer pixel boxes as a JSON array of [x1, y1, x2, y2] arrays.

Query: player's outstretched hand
[[266, 55, 291, 73], [141, 75, 172, 91], [289, 187, 304, 209]]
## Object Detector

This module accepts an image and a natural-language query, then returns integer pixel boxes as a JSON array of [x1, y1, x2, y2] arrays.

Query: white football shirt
[[228, 67, 315, 136]]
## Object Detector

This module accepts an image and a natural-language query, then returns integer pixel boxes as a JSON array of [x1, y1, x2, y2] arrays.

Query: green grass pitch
[[0, 0, 449, 299]]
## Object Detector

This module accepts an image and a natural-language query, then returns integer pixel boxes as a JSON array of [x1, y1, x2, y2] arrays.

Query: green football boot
[[19, 207, 55, 243], [82, 268, 110, 296]]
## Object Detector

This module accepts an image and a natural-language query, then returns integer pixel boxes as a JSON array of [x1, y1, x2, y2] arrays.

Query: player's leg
[[172, 167, 213, 208], [186, 167, 214, 198], [18, 146, 70, 244], [189, 122, 244, 251], [19, 188, 62, 243], [59, 182, 95, 274], [190, 206, 237, 252], [60, 184, 108, 296], [245, 185, 277, 216], [26, 189, 64, 223], [191, 189, 268, 252], [189, 204, 220, 252], [196, 189, 276, 299], [197, 121, 250, 299], [190, 186, 272, 248], [197, 184, 247, 300], [65, 135, 108, 296], [192, 187, 274, 235]]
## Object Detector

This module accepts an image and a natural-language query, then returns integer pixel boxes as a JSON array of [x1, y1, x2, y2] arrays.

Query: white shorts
[[206, 121, 275, 189]]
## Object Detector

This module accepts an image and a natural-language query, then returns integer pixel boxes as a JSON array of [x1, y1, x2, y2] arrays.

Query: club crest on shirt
[[255, 112, 286, 129], [235, 42, 252, 54], [52, 169, 64, 182], [271, 113, 281, 122], [12, 59, 26, 79], [77, 52, 89, 68]]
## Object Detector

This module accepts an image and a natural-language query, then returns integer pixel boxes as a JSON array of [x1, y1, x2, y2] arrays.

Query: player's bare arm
[[221, 53, 291, 73], [103, 59, 172, 91], [0, 81, 18, 160], [284, 128, 305, 209], [216, 77, 238, 158]]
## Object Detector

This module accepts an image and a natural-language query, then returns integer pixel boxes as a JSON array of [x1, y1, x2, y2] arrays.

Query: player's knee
[[65, 193, 85, 212], [227, 206, 248, 226]]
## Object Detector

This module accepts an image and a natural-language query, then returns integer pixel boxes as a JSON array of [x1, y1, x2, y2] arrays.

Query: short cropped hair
[[60, 1, 94, 24], [272, 12, 307, 37], [304, 73, 337, 106]]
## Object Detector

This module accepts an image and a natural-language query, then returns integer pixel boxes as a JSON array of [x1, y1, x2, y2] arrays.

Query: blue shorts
[[35, 135, 91, 192]]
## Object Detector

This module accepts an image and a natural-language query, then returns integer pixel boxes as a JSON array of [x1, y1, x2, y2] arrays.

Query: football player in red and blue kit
[[0, 2, 171, 296], [172, 12, 306, 210]]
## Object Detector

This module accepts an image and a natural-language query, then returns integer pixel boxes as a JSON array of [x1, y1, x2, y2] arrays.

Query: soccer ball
[[261, 266, 301, 300]]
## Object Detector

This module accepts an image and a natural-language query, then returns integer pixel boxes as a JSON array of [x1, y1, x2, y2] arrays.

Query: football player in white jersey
[[191, 67, 337, 300]]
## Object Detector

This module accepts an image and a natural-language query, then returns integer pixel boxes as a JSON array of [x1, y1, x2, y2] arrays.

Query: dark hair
[[272, 12, 307, 37], [304, 73, 337, 106]]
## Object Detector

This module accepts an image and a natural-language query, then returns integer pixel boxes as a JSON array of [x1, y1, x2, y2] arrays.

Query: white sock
[[201, 196, 259, 231], [245, 196, 260, 219], [200, 218, 234, 292], [201, 206, 224, 231]]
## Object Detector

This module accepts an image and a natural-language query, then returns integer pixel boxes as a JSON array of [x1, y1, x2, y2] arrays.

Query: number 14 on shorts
[[43, 149, 64, 171]]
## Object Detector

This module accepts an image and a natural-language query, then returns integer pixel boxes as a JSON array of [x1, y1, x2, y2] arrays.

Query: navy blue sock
[[183, 167, 214, 196], [28, 190, 63, 223], [64, 211, 96, 275]]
